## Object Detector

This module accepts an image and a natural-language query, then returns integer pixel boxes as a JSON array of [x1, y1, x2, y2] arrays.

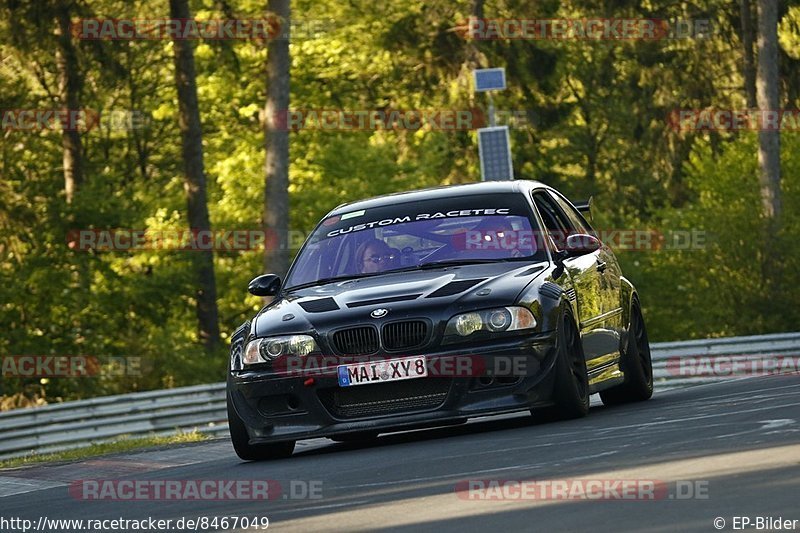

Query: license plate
[[337, 356, 427, 387]]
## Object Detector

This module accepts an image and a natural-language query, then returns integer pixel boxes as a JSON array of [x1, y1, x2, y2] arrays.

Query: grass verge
[[0, 430, 209, 469]]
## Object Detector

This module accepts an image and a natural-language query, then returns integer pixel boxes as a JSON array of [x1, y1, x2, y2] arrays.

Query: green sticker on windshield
[[341, 210, 366, 220]]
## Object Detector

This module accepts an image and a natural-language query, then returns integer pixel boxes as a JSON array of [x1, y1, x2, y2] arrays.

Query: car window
[[547, 191, 593, 234], [531, 191, 575, 251], [285, 193, 548, 288]]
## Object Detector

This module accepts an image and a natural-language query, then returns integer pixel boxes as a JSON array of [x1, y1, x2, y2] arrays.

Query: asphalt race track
[[2, 376, 799, 532]]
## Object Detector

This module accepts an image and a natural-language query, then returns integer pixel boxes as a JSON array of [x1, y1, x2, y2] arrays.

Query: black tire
[[329, 431, 379, 443], [227, 393, 295, 461], [599, 299, 654, 406], [532, 310, 589, 422]]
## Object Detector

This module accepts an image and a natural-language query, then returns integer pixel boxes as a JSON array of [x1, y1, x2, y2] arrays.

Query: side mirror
[[248, 274, 281, 296], [564, 234, 601, 258]]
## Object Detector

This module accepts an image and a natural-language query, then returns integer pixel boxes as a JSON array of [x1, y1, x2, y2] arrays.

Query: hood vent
[[346, 294, 421, 308], [515, 265, 546, 277], [426, 279, 486, 298], [298, 297, 340, 313]]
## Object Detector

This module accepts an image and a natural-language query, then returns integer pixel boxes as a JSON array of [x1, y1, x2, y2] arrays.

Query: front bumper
[[228, 331, 558, 444]]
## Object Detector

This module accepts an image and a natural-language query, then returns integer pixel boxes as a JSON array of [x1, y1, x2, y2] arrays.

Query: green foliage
[[624, 134, 800, 340], [1, 0, 799, 402], [0, 430, 207, 469]]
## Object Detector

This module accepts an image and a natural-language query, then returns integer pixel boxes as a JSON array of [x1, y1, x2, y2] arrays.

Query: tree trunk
[[473, 0, 484, 20], [756, 0, 781, 222], [755, 0, 782, 322], [466, 0, 485, 68], [263, 0, 291, 278], [740, 0, 757, 108], [54, 3, 83, 204], [169, 0, 221, 350]]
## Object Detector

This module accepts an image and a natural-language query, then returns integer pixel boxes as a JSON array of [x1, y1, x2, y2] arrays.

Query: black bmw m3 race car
[[227, 180, 653, 460]]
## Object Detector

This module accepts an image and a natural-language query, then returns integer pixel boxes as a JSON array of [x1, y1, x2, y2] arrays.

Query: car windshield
[[284, 192, 547, 289]]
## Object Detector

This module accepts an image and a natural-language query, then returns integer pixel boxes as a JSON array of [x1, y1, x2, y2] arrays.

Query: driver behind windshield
[[356, 238, 398, 274], [283, 194, 547, 289]]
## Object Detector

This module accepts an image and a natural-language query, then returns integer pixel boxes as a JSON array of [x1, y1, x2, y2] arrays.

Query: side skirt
[[588, 359, 625, 394]]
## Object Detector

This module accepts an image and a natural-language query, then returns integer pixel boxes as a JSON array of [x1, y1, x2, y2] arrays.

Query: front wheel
[[599, 299, 653, 405], [532, 310, 589, 422], [227, 392, 295, 461]]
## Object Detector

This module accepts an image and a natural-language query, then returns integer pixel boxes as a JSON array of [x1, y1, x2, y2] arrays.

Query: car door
[[547, 191, 625, 347], [531, 191, 609, 363]]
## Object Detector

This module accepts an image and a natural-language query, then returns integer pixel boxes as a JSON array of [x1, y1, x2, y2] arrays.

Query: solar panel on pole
[[478, 126, 513, 181], [473, 68, 506, 92]]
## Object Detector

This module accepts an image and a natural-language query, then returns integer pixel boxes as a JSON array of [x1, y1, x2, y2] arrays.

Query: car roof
[[327, 180, 548, 216]]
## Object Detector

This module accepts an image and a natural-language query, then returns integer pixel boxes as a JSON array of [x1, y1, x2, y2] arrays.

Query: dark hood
[[253, 262, 548, 337]]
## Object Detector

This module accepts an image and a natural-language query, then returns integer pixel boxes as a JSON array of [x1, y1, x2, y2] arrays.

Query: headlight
[[455, 312, 483, 336], [444, 307, 536, 340], [243, 335, 319, 365]]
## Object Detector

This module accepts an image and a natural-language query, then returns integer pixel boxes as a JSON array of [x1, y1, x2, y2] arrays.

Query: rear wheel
[[532, 311, 589, 422], [599, 299, 653, 405], [227, 393, 295, 461]]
